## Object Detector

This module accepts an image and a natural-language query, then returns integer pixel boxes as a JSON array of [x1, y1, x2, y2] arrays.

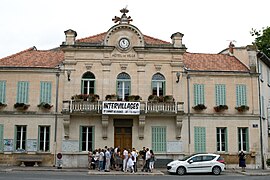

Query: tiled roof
[[0, 47, 64, 68], [183, 52, 249, 72], [76, 32, 171, 45]]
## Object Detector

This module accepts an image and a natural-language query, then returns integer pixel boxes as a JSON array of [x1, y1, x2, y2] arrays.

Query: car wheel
[[176, 166, 186, 175], [212, 166, 221, 175]]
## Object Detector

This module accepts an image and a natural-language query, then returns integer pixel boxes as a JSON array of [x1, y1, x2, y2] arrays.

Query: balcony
[[62, 100, 184, 115]]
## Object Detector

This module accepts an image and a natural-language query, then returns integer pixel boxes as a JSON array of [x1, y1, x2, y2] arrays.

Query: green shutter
[[215, 84, 226, 105], [194, 84, 205, 105], [0, 81, 6, 103], [0, 124, 3, 151], [246, 128, 249, 152], [261, 96, 265, 117], [267, 69, 270, 84], [17, 81, 29, 103], [40, 82, 52, 103], [92, 127, 95, 151], [79, 126, 82, 152], [225, 128, 228, 152], [152, 127, 166, 152], [194, 127, 206, 153], [236, 85, 247, 106]]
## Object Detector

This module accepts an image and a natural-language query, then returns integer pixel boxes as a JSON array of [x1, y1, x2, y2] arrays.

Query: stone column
[[175, 115, 183, 139], [102, 115, 109, 140], [63, 115, 70, 139], [138, 115, 145, 139]]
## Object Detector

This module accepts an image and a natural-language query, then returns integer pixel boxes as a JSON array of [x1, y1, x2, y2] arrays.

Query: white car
[[167, 153, 225, 175]]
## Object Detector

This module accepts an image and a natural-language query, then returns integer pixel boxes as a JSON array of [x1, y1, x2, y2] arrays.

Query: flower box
[[105, 94, 118, 101], [14, 103, 30, 110], [71, 94, 89, 101], [0, 102, 7, 109], [192, 104, 207, 111], [163, 95, 175, 103], [37, 102, 53, 110], [214, 105, 228, 112], [87, 94, 100, 102], [235, 105, 249, 112], [148, 95, 160, 103], [127, 95, 141, 102]]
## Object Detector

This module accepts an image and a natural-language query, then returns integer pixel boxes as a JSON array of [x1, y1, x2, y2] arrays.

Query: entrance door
[[114, 127, 132, 150]]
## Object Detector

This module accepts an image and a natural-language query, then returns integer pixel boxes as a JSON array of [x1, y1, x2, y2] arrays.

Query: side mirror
[[188, 160, 193, 164]]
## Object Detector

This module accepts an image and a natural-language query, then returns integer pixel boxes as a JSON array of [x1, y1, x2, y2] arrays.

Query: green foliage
[[251, 26, 270, 57], [266, 158, 270, 166]]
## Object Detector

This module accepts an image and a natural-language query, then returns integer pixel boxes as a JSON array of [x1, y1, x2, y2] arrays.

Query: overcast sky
[[0, 0, 268, 58]]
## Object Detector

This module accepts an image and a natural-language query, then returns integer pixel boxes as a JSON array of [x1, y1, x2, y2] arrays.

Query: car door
[[186, 155, 204, 173]]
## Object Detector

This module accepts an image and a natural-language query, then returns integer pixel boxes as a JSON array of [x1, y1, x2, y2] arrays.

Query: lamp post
[[54, 70, 60, 167]]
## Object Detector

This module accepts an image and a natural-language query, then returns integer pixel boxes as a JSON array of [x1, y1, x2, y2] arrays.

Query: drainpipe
[[54, 71, 60, 166], [257, 58, 265, 170], [186, 73, 191, 154]]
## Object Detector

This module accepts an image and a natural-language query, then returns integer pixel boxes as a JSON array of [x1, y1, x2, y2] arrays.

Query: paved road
[[0, 171, 269, 180]]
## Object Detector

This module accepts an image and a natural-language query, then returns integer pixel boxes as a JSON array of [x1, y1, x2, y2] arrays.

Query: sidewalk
[[1, 166, 270, 176]]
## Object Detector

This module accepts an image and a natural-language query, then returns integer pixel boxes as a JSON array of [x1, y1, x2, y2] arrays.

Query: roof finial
[[112, 7, 133, 24]]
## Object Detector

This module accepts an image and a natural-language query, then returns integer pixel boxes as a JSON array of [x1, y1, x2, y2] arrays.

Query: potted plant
[[235, 105, 249, 112], [127, 95, 141, 102], [148, 95, 160, 103], [88, 94, 100, 102], [0, 102, 7, 109], [163, 95, 175, 103], [14, 103, 30, 110], [192, 104, 207, 111], [214, 105, 228, 112], [37, 102, 53, 110], [105, 94, 118, 101], [71, 94, 89, 101]]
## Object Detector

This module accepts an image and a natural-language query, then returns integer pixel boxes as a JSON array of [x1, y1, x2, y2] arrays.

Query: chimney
[[229, 42, 235, 55], [171, 32, 184, 48], [64, 29, 77, 45]]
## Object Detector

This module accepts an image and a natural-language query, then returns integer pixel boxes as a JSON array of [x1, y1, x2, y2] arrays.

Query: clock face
[[119, 38, 130, 49]]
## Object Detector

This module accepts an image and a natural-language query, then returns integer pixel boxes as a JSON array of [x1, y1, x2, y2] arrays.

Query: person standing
[[98, 149, 104, 171], [131, 148, 138, 172], [122, 148, 128, 172], [142, 148, 151, 172], [149, 150, 156, 173], [140, 147, 146, 171], [127, 154, 134, 173], [88, 151, 93, 169], [238, 151, 246, 172], [105, 148, 111, 172]]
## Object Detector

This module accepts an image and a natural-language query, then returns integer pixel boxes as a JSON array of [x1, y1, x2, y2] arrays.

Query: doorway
[[114, 119, 133, 150]]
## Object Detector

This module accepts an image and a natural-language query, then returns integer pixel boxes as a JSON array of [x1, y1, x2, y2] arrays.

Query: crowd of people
[[88, 146, 156, 173]]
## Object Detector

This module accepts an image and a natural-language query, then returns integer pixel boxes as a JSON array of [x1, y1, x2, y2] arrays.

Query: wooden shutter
[[17, 81, 29, 103], [194, 127, 206, 153], [215, 84, 226, 105], [40, 82, 52, 103], [236, 85, 247, 106], [0, 81, 6, 103], [152, 127, 166, 152], [0, 124, 3, 151]]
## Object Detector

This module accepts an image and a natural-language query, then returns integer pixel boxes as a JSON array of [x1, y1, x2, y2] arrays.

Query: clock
[[119, 38, 130, 49]]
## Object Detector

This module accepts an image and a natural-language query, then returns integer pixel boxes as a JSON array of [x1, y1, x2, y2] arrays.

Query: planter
[[37, 102, 53, 110], [148, 95, 160, 103], [127, 95, 141, 102], [163, 95, 175, 103], [192, 104, 207, 111], [105, 94, 118, 101], [0, 102, 7, 109], [71, 94, 89, 101], [235, 105, 249, 112], [88, 94, 100, 102], [214, 105, 228, 112], [14, 103, 30, 110]]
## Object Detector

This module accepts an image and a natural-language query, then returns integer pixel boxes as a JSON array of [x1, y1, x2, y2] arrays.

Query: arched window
[[81, 72, 95, 94], [152, 73, 165, 96], [117, 72, 131, 101]]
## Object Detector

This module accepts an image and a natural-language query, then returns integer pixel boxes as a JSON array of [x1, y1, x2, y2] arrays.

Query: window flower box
[[105, 94, 118, 101], [214, 105, 228, 112], [148, 95, 160, 103], [163, 95, 175, 103], [0, 102, 7, 109], [127, 95, 141, 102], [88, 94, 100, 102], [235, 105, 249, 112], [14, 103, 30, 110], [37, 102, 53, 110], [192, 104, 207, 111], [71, 94, 89, 101]]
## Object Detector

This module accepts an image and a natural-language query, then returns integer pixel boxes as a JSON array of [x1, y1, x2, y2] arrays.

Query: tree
[[251, 26, 270, 58]]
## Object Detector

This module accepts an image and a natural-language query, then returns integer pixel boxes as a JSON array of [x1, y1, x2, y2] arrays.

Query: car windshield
[[178, 154, 195, 161]]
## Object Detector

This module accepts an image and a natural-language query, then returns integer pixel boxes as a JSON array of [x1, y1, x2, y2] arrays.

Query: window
[[40, 82, 52, 103], [261, 96, 265, 117], [80, 126, 94, 152], [39, 126, 50, 152], [152, 73, 165, 96], [238, 127, 249, 151], [0, 81, 6, 104], [15, 125, 26, 151], [215, 84, 226, 105], [194, 127, 206, 153], [267, 69, 270, 85], [216, 127, 227, 152], [117, 73, 131, 101], [236, 84, 247, 107], [81, 72, 95, 95], [152, 126, 166, 152], [194, 84, 205, 105], [16, 81, 29, 103], [259, 62, 263, 80], [0, 124, 3, 152]]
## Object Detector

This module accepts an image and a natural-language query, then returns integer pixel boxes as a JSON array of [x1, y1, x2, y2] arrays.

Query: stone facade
[[0, 8, 268, 169]]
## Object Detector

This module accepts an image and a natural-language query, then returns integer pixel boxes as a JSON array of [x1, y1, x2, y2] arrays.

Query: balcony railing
[[62, 100, 184, 114]]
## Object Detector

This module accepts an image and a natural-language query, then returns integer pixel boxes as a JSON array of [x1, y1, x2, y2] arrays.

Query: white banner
[[102, 101, 140, 115]]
